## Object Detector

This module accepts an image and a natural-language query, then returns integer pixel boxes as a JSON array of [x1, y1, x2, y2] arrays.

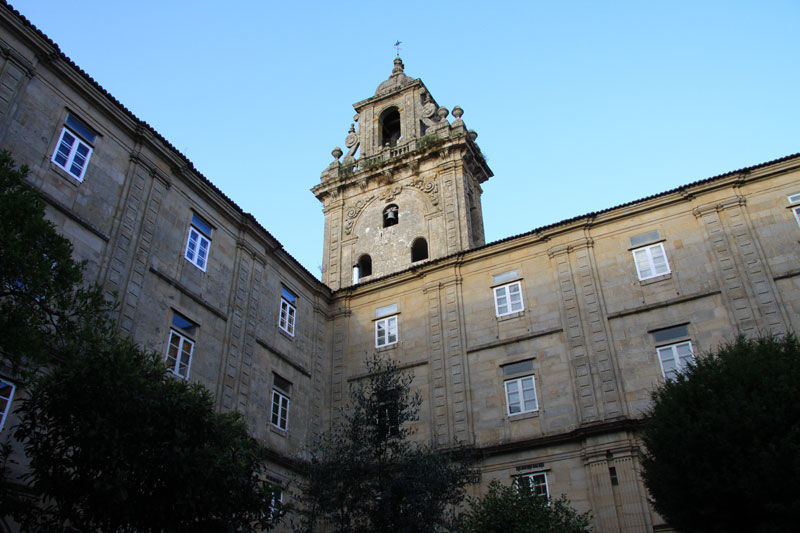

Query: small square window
[[517, 472, 549, 498], [657, 340, 694, 380], [632, 243, 670, 280], [504, 375, 538, 415], [185, 214, 212, 271], [375, 315, 398, 347], [0, 378, 16, 432], [279, 288, 297, 336], [271, 389, 290, 431], [51, 114, 96, 181], [494, 281, 524, 317]]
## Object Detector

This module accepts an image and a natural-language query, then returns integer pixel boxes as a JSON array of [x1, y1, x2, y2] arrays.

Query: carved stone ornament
[[344, 195, 375, 234], [422, 102, 437, 118], [379, 185, 403, 203], [411, 178, 439, 206]]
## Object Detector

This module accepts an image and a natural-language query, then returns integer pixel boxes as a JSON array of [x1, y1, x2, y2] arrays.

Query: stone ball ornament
[[452, 106, 463, 119], [332, 147, 343, 160]]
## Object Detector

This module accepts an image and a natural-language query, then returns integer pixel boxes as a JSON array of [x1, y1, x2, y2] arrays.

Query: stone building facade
[[2, 3, 800, 531]]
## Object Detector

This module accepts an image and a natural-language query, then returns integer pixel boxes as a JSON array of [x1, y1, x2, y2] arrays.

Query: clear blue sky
[[11, 1, 800, 277]]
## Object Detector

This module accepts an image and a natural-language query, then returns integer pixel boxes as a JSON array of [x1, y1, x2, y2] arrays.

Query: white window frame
[[632, 242, 670, 280], [0, 378, 16, 432], [271, 389, 290, 431], [375, 315, 399, 347], [494, 281, 524, 317], [165, 329, 194, 379], [793, 206, 800, 227], [504, 375, 538, 415], [51, 127, 93, 181], [657, 340, 694, 380], [518, 472, 550, 499], [184, 226, 211, 271], [279, 293, 297, 336]]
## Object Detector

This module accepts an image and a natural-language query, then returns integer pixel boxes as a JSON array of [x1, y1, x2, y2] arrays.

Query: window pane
[[651, 245, 668, 274], [634, 249, 652, 278], [191, 214, 213, 237], [502, 359, 533, 376]]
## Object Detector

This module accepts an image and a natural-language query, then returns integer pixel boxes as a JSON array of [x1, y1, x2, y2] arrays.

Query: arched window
[[411, 238, 428, 262], [358, 254, 372, 277], [380, 107, 401, 147], [383, 205, 398, 228]]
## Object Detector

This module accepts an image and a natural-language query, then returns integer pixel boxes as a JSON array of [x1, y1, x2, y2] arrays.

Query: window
[[184, 214, 213, 271], [271, 374, 291, 431], [383, 204, 399, 227], [652, 324, 694, 380], [268, 488, 284, 522], [504, 375, 538, 415], [411, 237, 428, 262], [376, 315, 398, 347], [380, 106, 401, 147], [354, 254, 372, 284], [518, 472, 549, 498], [788, 194, 800, 226], [494, 281, 524, 317], [279, 287, 297, 336], [632, 242, 670, 280], [51, 113, 96, 181], [657, 341, 694, 380], [165, 313, 196, 379], [0, 379, 15, 432]]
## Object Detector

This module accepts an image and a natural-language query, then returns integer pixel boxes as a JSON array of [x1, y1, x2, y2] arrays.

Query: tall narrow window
[[0, 379, 16, 432], [358, 255, 372, 277], [51, 113, 96, 181], [380, 107, 401, 147], [166, 313, 196, 379], [383, 204, 399, 227], [271, 374, 291, 431], [185, 214, 213, 271], [376, 315, 398, 347], [411, 238, 428, 262], [279, 287, 297, 336]]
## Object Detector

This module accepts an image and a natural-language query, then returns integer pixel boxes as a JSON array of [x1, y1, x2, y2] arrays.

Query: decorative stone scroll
[[343, 195, 374, 235], [410, 178, 439, 206], [379, 184, 403, 203]]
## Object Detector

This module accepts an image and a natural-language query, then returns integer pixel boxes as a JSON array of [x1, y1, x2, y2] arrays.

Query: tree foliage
[[641, 335, 800, 532], [457, 479, 592, 533], [0, 151, 281, 531], [0, 150, 107, 379], [301, 354, 475, 532]]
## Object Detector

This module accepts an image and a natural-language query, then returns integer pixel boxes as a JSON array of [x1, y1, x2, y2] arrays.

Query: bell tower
[[312, 57, 493, 290]]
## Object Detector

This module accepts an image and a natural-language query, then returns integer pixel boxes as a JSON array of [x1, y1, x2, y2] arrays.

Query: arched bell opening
[[379, 107, 401, 148]]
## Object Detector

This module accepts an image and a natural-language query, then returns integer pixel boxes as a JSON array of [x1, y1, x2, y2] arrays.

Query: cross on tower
[[394, 40, 402, 57]]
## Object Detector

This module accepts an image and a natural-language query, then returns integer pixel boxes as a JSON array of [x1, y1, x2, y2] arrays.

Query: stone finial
[[468, 130, 478, 141], [392, 56, 405, 76], [353, 113, 359, 123], [348, 123, 356, 134], [437, 107, 449, 120], [452, 106, 463, 119], [332, 147, 343, 160]]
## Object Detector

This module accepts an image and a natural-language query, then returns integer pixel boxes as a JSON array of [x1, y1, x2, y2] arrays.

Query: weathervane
[[394, 40, 402, 57]]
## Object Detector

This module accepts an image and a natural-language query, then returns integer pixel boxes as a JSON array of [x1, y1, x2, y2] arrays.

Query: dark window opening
[[380, 107, 401, 147], [609, 466, 619, 486], [383, 204, 398, 228], [411, 238, 428, 262], [358, 254, 372, 277]]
